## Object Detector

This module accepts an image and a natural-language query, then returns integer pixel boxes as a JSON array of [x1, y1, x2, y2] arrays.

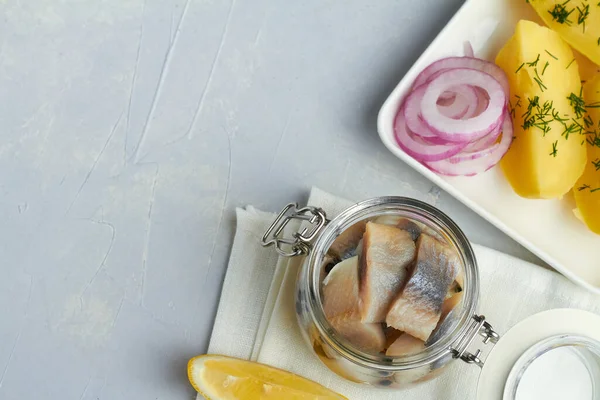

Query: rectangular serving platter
[[377, 0, 600, 293]]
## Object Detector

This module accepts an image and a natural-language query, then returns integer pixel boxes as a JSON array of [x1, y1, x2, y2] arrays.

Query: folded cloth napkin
[[205, 187, 600, 399]]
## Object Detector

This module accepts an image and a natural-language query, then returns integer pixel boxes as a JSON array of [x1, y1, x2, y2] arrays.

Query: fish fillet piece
[[359, 222, 416, 323], [319, 255, 336, 285], [451, 265, 465, 292], [395, 219, 423, 242], [322, 256, 359, 319], [386, 334, 425, 357], [329, 311, 386, 353], [383, 325, 403, 349], [426, 308, 457, 346], [440, 291, 463, 323], [372, 216, 421, 241], [373, 215, 444, 241], [328, 220, 367, 259], [386, 234, 459, 341], [427, 291, 464, 345]]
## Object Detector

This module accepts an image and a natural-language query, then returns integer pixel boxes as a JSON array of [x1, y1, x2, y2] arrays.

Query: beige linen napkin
[[204, 188, 600, 399]]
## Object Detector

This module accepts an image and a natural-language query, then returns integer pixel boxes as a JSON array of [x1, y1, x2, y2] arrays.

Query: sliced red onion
[[463, 41, 474, 58], [473, 87, 490, 116], [394, 110, 467, 161], [412, 57, 509, 96], [403, 85, 444, 141], [424, 112, 513, 175], [438, 85, 479, 119], [392, 54, 511, 177], [420, 68, 506, 141], [403, 84, 481, 143], [463, 127, 501, 153], [437, 92, 456, 106]]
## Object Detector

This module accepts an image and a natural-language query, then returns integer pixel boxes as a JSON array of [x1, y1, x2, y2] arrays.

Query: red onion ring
[[463, 127, 501, 153], [412, 57, 510, 96], [404, 84, 482, 144], [437, 85, 479, 119], [424, 112, 513, 175], [394, 109, 467, 161], [420, 68, 506, 141], [463, 41, 475, 58], [392, 54, 510, 176]]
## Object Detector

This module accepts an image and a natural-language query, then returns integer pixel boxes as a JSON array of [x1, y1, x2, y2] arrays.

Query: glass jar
[[261, 197, 499, 389]]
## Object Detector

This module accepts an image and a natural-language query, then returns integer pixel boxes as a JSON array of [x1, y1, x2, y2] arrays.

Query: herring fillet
[[372, 215, 443, 241], [383, 325, 403, 349], [386, 334, 425, 357], [386, 234, 459, 341], [322, 256, 386, 353], [440, 291, 463, 323], [322, 256, 360, 319], [328, 312, 386, 353], [328, 220, 367, 259], [359, 222, 416, 323]]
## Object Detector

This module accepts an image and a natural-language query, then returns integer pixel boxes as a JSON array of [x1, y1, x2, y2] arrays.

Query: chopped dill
[[534, 77, 547, 92], [593, 158, 600, 171], [576, 4, 590, 31], [579, 184, 591, 191], [542, 61, 550, 75], [527, 54, 541, 68], [566, 58, 576, 69], [562, 119, 585, 139], [548, 0, 574, 25], [550, 140, 558, 157], [545, 49, 558, 60], [587, 132, 600, 148], [567, 88, 586, 118], [516, 63, 525, 73]]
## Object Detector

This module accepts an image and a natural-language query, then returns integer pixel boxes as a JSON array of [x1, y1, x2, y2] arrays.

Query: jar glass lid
[[505, 335, 600, 400], [477, 309, 600, 400]]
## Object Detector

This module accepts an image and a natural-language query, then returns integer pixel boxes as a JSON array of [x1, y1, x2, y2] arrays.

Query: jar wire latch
[[261, 203, 328, 257], [452, 315, 500, 368]]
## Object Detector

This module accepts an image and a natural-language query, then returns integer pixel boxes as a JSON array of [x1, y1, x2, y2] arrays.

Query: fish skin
[[440, 291, 463, 323], [329, 311, 386, 353], [455, 266, 465, 290], [372, 215, 444, 242], [426, 291, 464, 346], [322, 256, 360, 319], [426, 308, 456, 346], [386, 334, 425, 357], [359, 222, 416, 323], [320, 254, 336, 286], [328, 220, 367, 260], [386, 234, 459, 341], [372, 216, 422, 241], [396, 218, 422, 242]]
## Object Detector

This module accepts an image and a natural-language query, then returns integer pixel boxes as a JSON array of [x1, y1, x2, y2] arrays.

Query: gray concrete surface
[[0, 1, 544, 398]]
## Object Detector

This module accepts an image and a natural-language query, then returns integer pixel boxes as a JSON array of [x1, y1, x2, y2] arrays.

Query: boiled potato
[[528, 0, 600, 66], [573, 75, 600, 234], [496, 20, 586, 199]]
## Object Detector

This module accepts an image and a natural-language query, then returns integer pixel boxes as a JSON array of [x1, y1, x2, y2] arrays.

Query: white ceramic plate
[[377, 0, 600, 294]]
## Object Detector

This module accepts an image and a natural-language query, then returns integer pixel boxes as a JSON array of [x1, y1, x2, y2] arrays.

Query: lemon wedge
[[187, 354, 348, 400]]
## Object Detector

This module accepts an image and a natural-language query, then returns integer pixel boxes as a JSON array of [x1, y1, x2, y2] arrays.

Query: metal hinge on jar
[[261, 203, 328, 257], [452, 315, 500, 368]]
